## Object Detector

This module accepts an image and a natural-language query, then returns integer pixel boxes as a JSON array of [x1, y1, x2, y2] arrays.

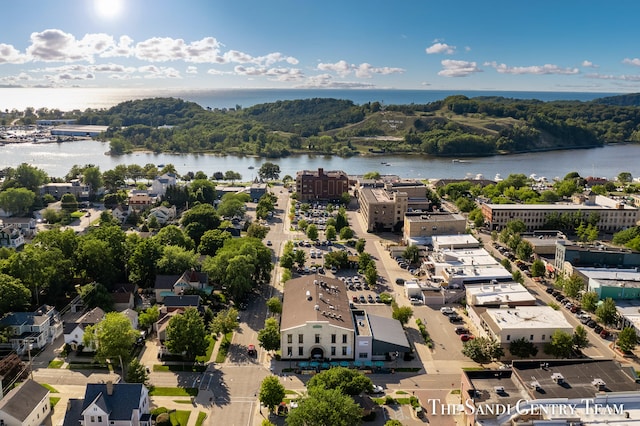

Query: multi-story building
[[0, 379, 51, 426], [0, 305, 63, 354], [40, 179, 91, 200], [0, 224, 25, 249], [555, 240, 640, 273], [403, 211, 467, 244], [295, 168, 349, 202], [481, 194, 639, 233]]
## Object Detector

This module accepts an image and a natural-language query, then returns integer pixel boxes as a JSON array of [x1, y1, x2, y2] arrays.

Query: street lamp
[[27, 343, 34, 380]]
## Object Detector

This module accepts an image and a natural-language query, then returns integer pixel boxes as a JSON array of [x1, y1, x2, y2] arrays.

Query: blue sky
[[1, 0, 640, 93]]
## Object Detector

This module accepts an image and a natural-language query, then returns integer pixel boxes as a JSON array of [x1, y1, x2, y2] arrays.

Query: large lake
[[1, 140, 638, 181]]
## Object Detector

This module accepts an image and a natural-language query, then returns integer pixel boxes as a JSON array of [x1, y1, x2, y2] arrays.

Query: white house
[[62, 382, 151, 426], [151, 173, 177, 197], [121, 308, 139, 331], [0, 379, 51, 426], [147, 205, 176, 225], [0, 305, 63, 354], [63, 307, 105, 351]]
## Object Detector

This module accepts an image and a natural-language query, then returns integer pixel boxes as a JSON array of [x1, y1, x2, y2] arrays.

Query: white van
[[440, 307, 454, 315]]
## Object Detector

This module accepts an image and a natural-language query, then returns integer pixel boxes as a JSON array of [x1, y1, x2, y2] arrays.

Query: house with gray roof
[[0, 305, 63, 354], [62, 382, 151, 426], [0, 379, 50, 426], [63, 307, 105, 351]]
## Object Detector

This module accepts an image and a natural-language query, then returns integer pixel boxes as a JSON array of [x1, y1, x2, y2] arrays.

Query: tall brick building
[[295, 168, 349, 201]]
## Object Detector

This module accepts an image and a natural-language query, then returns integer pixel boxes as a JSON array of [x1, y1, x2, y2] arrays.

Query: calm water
[[0, 87, 622, 111], [1, 140, 638, 181]]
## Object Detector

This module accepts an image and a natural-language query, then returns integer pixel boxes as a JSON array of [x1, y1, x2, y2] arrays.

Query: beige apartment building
[[481, 194, 639, 232], [403, 211, 467, 243]]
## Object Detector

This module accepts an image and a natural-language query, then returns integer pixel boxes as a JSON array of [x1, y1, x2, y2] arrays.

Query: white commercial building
[[465, 281, 536, 307], [428, 247, 512, 287], [469, 305, 573, 344]]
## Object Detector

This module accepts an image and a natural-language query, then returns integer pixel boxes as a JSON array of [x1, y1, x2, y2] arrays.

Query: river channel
[[1, 140, 638, 181]]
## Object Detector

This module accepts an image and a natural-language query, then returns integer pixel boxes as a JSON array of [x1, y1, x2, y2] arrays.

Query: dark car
[[352, 296, 358, 303], [546, 287, 554, 294], [375, 295, 382, 303], [367, 294, 374, 303], [449, 315, 463, 323], [395, 278, 405, 285], [359, 295, 366, 303], [455, 327, 470, 335], [586, 319, 597, 328], [600, 330, 611, 339], [594, 325, 603, 333]]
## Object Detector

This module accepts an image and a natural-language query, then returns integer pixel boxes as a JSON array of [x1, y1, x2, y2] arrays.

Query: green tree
[[217, 195, 246, 218], [364, 264, 378, 288], [165, 307, 208, 360], [581, 291, 599, 312], [78, 282, 114, 312], [286, 387, 363, 426], [257, 317, 281, 352], [75, 237, 117, 286], [531, 259, 545, 277], [127, 237, 162, 288], [362, 171, 381, 180], [306, 224, 319, 240], [2, 163, 47, 192], [209, 308, 239, 336], [259, 376, 285, 413], [618, 172, 633, 183], [307, 366, 373, 396], [339, 226, 354, 240], [60, 193, 79, 212], [515, 240, 533, 261], [126, 358, 149, 384], [83, 166, 103, 196], [266, 297, 282, 314], [392, 306, 413, 326], [354, 238, 366, 254], [224, 170, 242, 182], [246, 223, 270, 240], [617, 327, 638, 353], [181, 203, 221, 245], [138, 306, 160, 332], [156, 245, 199, 274], [544, 330, 574, 358], [325, 225, 337, 241], [258, 162, 281, 180], [595, 297, 618, 326], [462, 337, 504, 363], [403, 245, 420, 264], [384, 421, 405, 426], [573, 325, 589, 349], [154, 225, 195, 250], [0, 187, 36, 215], [198, 229, 232, 256], [0, 273, 31, 313], [83, 312, 138, 365], [563, 275, 584, 298], [508, 337, 538, 358]]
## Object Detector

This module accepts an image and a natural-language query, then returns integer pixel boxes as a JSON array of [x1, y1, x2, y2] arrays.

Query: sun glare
[[94, 0, 124, 19]]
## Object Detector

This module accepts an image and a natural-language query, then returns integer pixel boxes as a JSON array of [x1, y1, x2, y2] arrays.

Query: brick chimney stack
[[106, 381, 113, 395]]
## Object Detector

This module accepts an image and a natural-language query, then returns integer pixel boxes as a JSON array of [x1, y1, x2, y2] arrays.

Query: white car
[[440, 307, 454, 315], [369, 385, 384, 394]]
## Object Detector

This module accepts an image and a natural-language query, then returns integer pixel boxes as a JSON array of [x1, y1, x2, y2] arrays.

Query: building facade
[[481, 195, 639, 232], [403, 212, 467, 243], [295, 168, 349, 202], [0, 379, 50, 426]]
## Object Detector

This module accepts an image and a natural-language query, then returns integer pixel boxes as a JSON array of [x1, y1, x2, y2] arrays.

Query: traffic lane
[[414, 305, 470, 362]]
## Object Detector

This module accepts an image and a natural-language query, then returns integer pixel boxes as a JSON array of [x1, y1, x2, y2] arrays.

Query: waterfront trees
[[0, 187, 36, 216]]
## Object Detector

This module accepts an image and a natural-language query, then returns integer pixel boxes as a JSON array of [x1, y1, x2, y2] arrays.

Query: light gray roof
[[367, 313, 411, 353], [0, 379, 49, 421]]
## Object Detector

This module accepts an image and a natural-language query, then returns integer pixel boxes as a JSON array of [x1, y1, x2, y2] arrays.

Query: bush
[[151, 407, 168, 419], [385, 396, 396, 405], [156, 413, 171, 426]]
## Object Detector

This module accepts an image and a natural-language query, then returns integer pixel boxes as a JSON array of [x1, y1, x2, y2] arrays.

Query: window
[[315, 334, 320, 344], [331, 334, 336, 344], [530, 335, 534, 341], [506, 335, 510, 341], [541, 335, 546, 341], [298, 334, 304, 344], [287, 334, 292, 344], [91, 417, 95, 423], [359, 352, 368, 359], [342, 334, 347, 344], [298, 347, 304, 356], [98, 417, 102, 422], [287, 347, 293, 357], [342, 347, 347, 356], [331, 346, 336, 356]]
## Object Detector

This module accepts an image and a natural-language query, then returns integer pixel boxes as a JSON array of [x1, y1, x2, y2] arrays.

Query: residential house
[[0, 218, 37, 239], [0, 305, 63, 354], [154, 308, 183, 342], [162, 295, 201, 312], [62, 382, 151, 426], [111, 205, 129, 223], [111, 284, 136, 311], [128, 191, 153, 211], [63, 307, 105, 351], [147, 205, 176, 225], [0, 224, 25, 249], [153, 270, 211, 302], [121, 308, 139, 331], [151, 173, 177, 197], [0, 379, 50, 426]]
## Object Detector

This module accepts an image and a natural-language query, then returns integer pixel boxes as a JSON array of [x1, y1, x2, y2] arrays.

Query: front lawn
[[149, 387, 198, 397]]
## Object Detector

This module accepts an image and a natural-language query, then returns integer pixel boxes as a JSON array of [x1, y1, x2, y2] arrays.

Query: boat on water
[[452, 159, 470, 163], [380, 161, 388, 165], [248, 166, 255, 169]]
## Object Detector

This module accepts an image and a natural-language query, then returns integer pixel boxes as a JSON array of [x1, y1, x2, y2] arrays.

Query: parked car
[[580, 316, 591, 324], [454, 327, 470, 335], [440, 307, 455, 315], [247, 344, 257, 356], [600, 330, 611, 339], [449, 315, 463, 323], [545, 287, 554, 294], [395, 278, 405, 285], [367, 294, 374, 303], [594, 325, 603, 334], [586, 320, 597, 328], [359, 295, 366, 303], [460, 334, 475, 342], [368, 385, 384, 395], [352, 296, 358, 303], [375, 295, 382, 303]]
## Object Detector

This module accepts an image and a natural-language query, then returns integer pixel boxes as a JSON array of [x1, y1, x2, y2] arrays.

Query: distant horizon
[[0, 87, 625, 112], [2, 1, 640, 93]]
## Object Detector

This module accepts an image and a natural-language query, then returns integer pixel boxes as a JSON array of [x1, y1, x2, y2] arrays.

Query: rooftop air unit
[[306, 291, 312, 301]]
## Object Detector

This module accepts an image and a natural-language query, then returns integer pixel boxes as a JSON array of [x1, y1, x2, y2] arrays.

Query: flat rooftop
[[466, 282, 536, 305], [485, 306, 571, 330], [512, 359, 640, 400]]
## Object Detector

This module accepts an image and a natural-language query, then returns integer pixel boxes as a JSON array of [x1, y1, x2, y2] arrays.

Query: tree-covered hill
[[81, 94, 640, 158], [592, 93, 640, 107]]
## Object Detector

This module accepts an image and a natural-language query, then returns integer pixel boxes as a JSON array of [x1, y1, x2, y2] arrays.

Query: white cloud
[[233, 65, 304, 81], [137, 65, 182, 79], [585, 73, 640, 82], [101, 35, 135, 58], [317, 60, 351, 77], [186, 66, 198, 74], [622, 58, 640, 67], [426, 42, 456, 55], [316, 60, 404, 78], [0, 43, 28, 64], [485, 61, 579, 75], [297, 73, 375, 88], [438, 60, 482, 77], [582, 60, 598, 68]]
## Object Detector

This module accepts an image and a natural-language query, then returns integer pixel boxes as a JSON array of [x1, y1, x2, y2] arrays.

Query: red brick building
[[295, 168, 349, 201]]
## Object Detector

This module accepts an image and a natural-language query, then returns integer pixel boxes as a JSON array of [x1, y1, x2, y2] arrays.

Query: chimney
[[106, 381, 114, 395], [318, 168, 324, 176]]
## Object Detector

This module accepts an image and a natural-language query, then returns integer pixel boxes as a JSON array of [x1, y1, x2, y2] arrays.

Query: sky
[[2, 0, 640, 93]]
